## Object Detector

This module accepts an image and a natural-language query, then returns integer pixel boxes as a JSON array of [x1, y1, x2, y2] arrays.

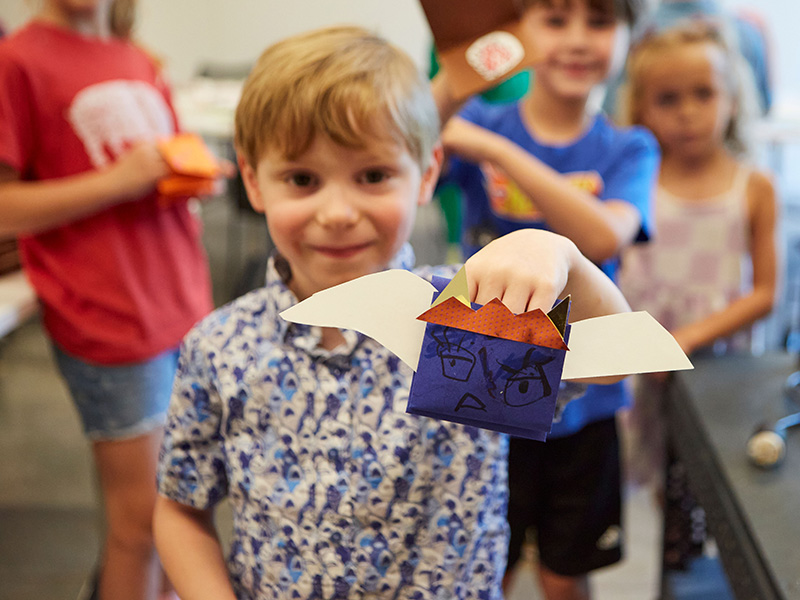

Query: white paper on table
[[280, 269, 693, 377]]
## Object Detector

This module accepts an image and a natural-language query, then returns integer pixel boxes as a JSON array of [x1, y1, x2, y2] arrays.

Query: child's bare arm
[[671, 170, 779, 355], [430, 71, 466, 126], [0, 142, 170, 236], [464, 228, 630, 320], [153, 496, 237, 600], [442, 117, 642, 264]]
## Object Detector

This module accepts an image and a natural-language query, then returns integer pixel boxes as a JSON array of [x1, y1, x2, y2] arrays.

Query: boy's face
[[637, 43, 733, 161], [240, 131, 441, 301], [523, 0, 620, 101]]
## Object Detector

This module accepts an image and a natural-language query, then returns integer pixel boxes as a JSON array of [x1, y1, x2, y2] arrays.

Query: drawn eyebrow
[[498, 347, 554, 376], [432, 326, 469, 352]]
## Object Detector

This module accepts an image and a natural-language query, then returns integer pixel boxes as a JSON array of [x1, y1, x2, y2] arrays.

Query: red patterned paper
[[417, 297, 568, 350]]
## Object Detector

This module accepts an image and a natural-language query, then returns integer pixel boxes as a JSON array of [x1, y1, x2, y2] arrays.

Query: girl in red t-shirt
[[0, 1, 224, 598]]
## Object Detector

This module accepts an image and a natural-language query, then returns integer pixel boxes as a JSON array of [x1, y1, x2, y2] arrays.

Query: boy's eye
[[588, 13, 615, 28], [655, 92, 678, 107], [287, 172, 316, 187], [359, 169, 390, 185], [545, 14, 567, 27], [694, 86, 715, 101]]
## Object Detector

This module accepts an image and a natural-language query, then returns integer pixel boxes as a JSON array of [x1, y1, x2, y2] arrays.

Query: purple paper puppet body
[[406, 276, 571, 441]]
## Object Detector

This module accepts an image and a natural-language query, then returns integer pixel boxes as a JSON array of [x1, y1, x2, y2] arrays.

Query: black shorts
[[506, 417, 623, 577]]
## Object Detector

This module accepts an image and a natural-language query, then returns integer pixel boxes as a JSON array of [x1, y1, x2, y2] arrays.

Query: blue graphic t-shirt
[[443, 98, 659, 437], [158, 248, 509, 599]]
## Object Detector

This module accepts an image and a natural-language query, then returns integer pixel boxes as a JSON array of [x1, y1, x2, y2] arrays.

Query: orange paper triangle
[[417, 297, 568, 350]]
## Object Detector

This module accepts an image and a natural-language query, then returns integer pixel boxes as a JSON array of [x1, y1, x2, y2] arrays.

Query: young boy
[[153, 25, 631, 600], [434, 1, 659, 598]]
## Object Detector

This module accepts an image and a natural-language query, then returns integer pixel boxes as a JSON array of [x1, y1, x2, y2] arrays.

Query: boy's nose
[[564, 21, 590, 47], [677, 98, 699, 120], [316, 186, 359, 227]]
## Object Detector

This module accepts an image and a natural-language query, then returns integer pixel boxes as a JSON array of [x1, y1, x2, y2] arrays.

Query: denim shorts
[[53, 345, 180, 441]]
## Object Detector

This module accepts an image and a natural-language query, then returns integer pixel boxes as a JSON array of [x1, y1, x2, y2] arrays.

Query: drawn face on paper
[[423, 323, 560, 416]]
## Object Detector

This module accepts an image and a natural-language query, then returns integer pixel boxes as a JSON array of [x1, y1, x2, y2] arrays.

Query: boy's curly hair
[[235, 26, 440, 171]]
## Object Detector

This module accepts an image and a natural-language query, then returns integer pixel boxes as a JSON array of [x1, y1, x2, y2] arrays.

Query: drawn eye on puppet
[[499, 347, 554, 407], [432, 326, 476, 382]]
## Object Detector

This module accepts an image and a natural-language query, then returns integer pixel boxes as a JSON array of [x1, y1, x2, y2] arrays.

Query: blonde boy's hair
[[235, 26, 440, 171], [618, 21, 749, 155], [519, 0, 643, 25]]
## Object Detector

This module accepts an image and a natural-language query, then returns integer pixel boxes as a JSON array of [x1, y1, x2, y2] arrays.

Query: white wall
[[1, 1, 797, 112], [722, 0, 800, 117], [2, 1, 797, 101], [0, 0, 434, 83]]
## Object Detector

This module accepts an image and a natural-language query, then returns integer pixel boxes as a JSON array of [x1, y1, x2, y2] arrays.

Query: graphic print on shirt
[[67, 80, 174, 168], [481, 162, 604, 221]]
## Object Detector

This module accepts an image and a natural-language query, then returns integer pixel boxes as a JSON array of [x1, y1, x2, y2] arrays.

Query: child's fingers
[[470, 273, 552, 314], [211, 178, 227, 196], [498, 284, 533, 315], [468, 269, 507, 306], [501, 279, 559, 314], [218, 159, 238, 178], [526, 284, 560, 314], [465, 228, 573, 312]]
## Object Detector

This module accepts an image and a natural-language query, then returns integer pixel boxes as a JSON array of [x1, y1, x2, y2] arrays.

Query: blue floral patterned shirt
[[158, 247, 509, 599]]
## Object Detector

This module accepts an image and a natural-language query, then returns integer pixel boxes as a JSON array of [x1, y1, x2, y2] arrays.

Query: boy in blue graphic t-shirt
[[434, 0, 659, 597]]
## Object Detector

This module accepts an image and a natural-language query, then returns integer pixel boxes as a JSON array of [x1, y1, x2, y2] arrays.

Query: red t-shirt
[[0, 22, 213, 364]]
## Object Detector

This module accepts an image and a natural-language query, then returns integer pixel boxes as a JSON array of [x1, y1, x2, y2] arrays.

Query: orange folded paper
[[417, 296, 569, 350], [157, 133, 221, 200]]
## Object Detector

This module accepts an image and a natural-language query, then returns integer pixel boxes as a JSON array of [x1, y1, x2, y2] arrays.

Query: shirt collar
[[266, 244, 416, 356]]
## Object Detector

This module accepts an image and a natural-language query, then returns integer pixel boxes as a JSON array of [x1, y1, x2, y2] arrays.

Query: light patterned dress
[[619, 166, 755, 354], [618, 166, 755, 485], [158, 248, 509, 600]]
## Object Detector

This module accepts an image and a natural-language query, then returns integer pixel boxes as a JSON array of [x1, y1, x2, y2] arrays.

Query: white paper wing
[[563, 311, 693, 380], [279, 270, 435, 371]]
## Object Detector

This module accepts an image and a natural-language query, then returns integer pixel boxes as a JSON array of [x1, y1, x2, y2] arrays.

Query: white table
[[173, 77, 242, 141], [0, 271, 38, 339], [750, 117, 800, 177]]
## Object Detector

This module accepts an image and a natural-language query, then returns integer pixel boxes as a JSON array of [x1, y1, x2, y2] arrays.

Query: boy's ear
[[418, 142, 444, 207], [236, 151, 265, 214]]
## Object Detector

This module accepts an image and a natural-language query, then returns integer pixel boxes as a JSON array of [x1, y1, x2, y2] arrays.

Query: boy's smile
[[240, 132, 440, 301]]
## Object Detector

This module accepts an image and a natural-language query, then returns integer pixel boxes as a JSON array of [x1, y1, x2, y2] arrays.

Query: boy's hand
[[107, 141, 171, 201], [441, 117, 507, 165], [431, 70, 463, 124], [671, 324, 704, 357], [464, 228, 577, 315]]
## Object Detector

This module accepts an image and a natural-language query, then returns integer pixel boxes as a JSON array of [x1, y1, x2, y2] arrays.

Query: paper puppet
[[281, 268, 692, 440], [405, 272, 572, 440], [156, 133, 222, 201], [420, 0, 541, 99]]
